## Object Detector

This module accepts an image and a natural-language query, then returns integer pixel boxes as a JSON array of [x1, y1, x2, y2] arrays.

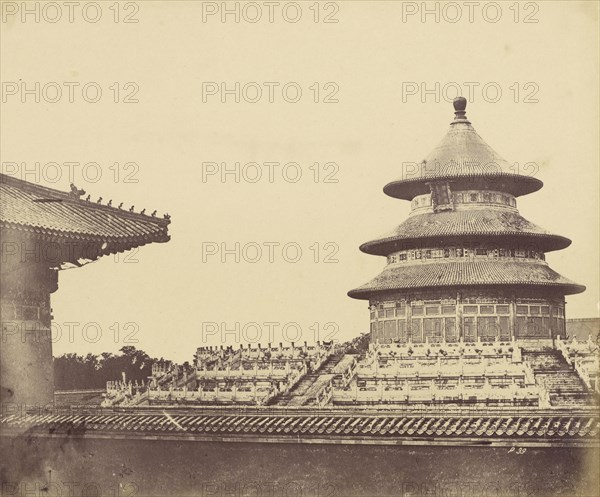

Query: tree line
[[53, 346, 168, 390]]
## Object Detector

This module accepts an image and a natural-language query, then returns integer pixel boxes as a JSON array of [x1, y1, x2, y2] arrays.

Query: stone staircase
[[319, 352, 347, 374], [270, 353, 346, 406], [522, 349, 595, 407]]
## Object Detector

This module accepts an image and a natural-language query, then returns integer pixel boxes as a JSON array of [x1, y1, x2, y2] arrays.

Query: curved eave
[[1, 220, 170, 245], [1, 220, 170, 263], [383, 174, 543, 200], [358, 210, 572, 255], [348, 261, 586, 300], [360, 232, 571, 256], [349, 281, 586, 300]]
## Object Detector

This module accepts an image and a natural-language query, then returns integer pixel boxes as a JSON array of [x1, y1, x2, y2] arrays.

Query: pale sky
[[2, 1, 598, 363]]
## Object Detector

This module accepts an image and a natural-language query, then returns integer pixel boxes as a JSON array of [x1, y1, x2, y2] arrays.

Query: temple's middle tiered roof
[[360, 210, 571, 255]]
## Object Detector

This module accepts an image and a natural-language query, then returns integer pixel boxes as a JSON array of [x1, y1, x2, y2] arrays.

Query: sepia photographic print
[[0, 1, 599, 496]]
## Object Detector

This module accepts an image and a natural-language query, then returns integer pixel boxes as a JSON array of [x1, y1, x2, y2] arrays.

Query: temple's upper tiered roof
[[360, 210, 571, 256], [0, 173, 170, 257], [383, 98, 543, 200]]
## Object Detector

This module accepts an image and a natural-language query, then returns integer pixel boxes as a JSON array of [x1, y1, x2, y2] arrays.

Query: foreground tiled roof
[[1, 412, 598, 443], [383, 117, 543, 200], [0, 174, 170, 251], [360, 210, 570, 255], [348, 260, 585, 299]]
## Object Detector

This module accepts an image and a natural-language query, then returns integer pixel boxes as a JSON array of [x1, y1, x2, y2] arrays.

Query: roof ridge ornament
[[63, 182, 168, 221], [69, 183, 86, 198], [452, 96, 470, 124]]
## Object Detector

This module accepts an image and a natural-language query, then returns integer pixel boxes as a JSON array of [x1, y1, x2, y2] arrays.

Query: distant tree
[[343, 332, 370, 355], [53, 347, 163, 390]]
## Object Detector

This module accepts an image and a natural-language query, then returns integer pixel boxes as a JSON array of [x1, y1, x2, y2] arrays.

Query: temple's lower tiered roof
[[0, 174, 170, 253], [348, 260, 585, 299], [360, 210, 570, 255]]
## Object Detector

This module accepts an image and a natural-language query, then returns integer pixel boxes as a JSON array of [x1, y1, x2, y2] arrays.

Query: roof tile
[[348, 259, 585, 299], [1, 174, 170, 251], [360, 209, 570, 255]]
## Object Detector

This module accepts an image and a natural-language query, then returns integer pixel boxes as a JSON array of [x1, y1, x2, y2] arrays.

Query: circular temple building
[[349, 98, 585, 347]]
